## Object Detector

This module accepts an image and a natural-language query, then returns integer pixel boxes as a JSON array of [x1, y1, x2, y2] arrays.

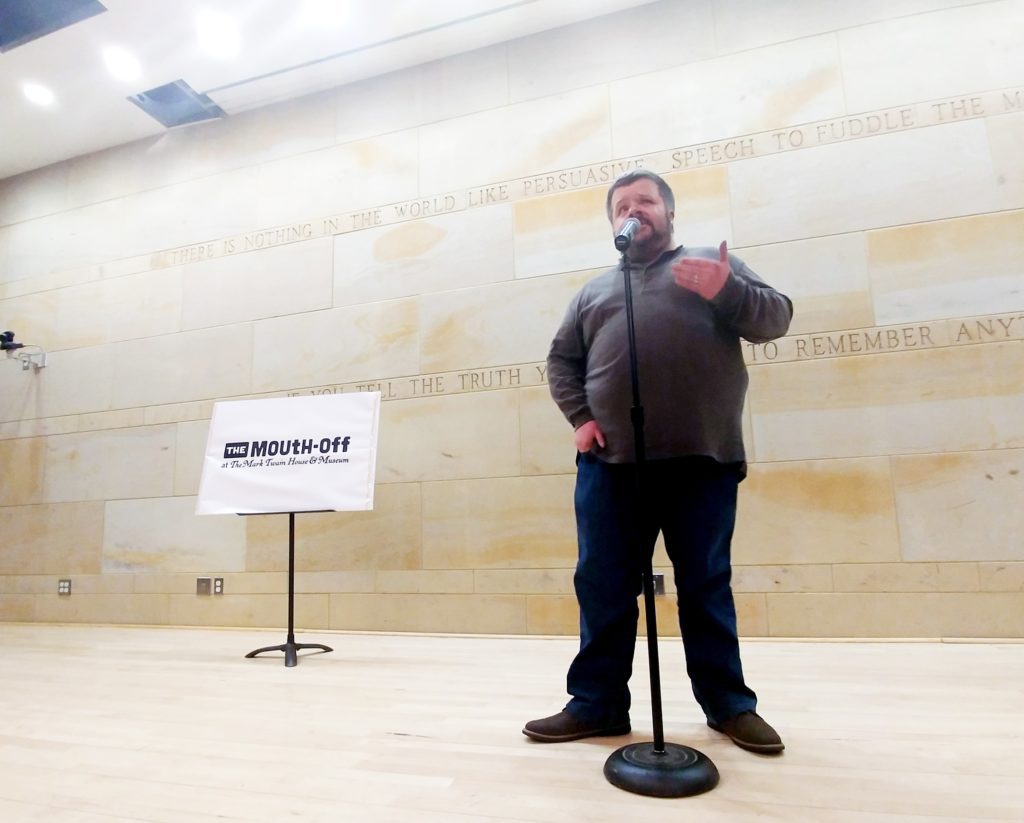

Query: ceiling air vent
[[127, 79, 227, 128], [0, 0, 107, 52]]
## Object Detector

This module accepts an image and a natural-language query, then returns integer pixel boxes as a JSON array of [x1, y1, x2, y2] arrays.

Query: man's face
[[608, 179, 674, 262]]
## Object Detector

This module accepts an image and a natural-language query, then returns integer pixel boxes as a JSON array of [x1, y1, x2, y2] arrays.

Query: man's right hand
[[574, 420, 606, 453]]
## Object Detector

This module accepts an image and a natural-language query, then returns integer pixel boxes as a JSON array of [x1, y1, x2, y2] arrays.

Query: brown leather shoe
[[708, 711, 784, 754], [523, 710, 631, 743]]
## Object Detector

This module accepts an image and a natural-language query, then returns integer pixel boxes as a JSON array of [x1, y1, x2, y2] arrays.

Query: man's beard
[[628, 220, 673, 264]]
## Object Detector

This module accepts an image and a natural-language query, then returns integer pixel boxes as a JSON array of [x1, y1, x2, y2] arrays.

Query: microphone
[[614, 217, 641, 251]]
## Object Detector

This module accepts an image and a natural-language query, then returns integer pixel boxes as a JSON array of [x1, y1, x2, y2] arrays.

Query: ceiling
[[0, 0, 654, 182]]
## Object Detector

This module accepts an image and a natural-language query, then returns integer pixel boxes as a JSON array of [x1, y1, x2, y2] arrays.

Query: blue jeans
[[565, 452, 756, 725]]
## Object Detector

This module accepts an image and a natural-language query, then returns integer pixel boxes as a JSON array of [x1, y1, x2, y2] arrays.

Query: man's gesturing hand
[[672, 240, 730, 300], [574, 420, 606, 453]]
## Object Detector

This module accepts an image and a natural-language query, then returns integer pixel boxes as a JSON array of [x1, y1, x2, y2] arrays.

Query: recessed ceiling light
[[22, 81, 56, 106], [196, 9, 242, 59], [102, 45, 142, 82]]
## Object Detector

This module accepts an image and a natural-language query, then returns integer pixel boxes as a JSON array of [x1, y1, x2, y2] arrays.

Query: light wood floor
[[0, 624, 1022, 822]]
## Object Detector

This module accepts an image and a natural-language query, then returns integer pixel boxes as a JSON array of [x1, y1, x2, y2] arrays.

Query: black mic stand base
[[604, 742, 719, 798]]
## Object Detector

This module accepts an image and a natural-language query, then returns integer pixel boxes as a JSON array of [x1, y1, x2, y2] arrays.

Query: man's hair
[[605, 169, 675, 221]]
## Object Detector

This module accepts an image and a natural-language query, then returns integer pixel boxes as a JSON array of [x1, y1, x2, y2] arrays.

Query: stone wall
[[2, 0, 1022, 636]]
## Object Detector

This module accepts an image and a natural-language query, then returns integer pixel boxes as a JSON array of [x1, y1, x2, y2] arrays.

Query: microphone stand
[[602, 244, 719, 798]]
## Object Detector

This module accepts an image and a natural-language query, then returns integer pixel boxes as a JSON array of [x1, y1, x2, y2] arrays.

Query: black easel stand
[[245, 512, 333, 667], [602, 248, 719, 798]]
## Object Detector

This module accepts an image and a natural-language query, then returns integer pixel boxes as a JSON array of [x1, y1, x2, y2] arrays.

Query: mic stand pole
[[603, 248, 719, 798]]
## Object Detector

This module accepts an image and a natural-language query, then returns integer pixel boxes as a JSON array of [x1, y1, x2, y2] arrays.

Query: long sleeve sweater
[[546, 244, 793, 466]]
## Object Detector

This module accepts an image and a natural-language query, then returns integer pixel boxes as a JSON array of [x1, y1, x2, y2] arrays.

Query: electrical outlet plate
[[213, 577, 224, 595], [58, 579, 72, 595]]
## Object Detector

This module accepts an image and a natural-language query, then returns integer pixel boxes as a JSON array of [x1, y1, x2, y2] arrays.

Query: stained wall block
[[245, 483, 422, 573], [734, 458, 901, 565], [103, 496, 247, 574], [867, 211, 1024, 325], [891, 449, 1024, 563], [422, 475, 577, 570], [418, 87, 612, 194], [610, 34, 845, 157], [748, 343, 1024, 462], [334, 206, 516, 305]]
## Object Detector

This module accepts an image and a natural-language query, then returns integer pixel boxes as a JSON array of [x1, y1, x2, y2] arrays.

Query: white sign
[[196, 393, 380, 515]]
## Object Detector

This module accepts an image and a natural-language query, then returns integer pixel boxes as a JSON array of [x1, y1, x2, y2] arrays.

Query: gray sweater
[[547, 245, 793, 465]]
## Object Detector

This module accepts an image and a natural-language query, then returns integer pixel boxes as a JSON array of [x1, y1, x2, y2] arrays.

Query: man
[[523, 169, 792, 754]]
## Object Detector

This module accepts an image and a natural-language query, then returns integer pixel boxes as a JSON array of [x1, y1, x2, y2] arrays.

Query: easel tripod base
[[245, 636, 333, 668]]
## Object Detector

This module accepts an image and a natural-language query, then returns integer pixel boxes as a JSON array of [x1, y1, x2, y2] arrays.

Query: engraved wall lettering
[[952, 314, 1024, 343], [790, 325, 938, 360], [243, 222, 313, 251], [410, 376, 446, 396], [520, 159, 645, 197], [351, 210, 383, 229], [457, 368, 522, 390], [467, 184, 510, 207], [169, 242, 218, 266], [814, 108, 915, 144], [354, 381, 399, 398], [2, 308, 1017, 437], [745, 341, 779, 362], [393, 195, 459, 219], [772, 129, 806, 150], [931, 96, 985, 122], [671, 138, 755, 169], [141, 84, 1024, 277]]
